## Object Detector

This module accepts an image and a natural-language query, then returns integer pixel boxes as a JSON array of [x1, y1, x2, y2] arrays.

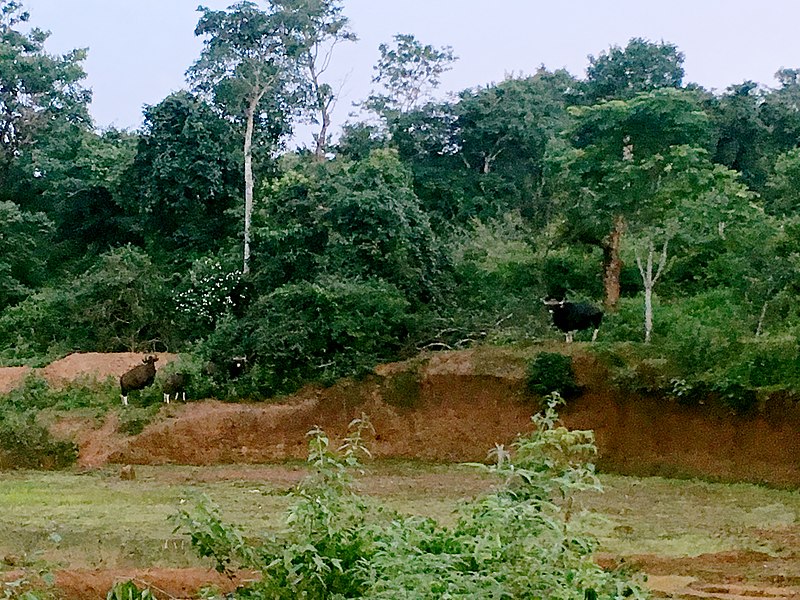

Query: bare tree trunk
[[603, 215, 626, 312], [756, 298, 770, 336], [242, 93, 261, 274], [314, 103, 331, 160], [635, 238, 669, 344]]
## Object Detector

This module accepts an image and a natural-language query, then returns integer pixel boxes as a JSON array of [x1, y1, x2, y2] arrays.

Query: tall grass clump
[[176, 397, 647, 599]]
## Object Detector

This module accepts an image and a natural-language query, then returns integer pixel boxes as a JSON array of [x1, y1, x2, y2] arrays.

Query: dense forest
[[2, 0, 800, 405]]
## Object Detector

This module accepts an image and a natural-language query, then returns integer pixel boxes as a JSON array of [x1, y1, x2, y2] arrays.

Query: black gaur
[[203, 356, 248, 380], [543, 299, 603, 343]]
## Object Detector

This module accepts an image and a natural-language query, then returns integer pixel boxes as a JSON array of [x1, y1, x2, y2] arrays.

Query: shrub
[[176, 399, 648, 599], [0, 246, 178, 355], [175, 254, 245, 336], [526, 352, 580, 397], [202, 277, 413, 398], [0, 374, 117, 411], [117, 405, 161, 436], [0, 410, 77, 470]]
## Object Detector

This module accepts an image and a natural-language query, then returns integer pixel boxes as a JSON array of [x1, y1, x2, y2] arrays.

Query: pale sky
[[22, 0, 800, 148]]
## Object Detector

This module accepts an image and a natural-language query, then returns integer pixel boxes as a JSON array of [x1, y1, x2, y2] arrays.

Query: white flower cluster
[[175, 259, 243, 324]]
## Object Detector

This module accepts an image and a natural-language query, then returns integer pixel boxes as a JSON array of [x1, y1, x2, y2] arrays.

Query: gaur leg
[[592, 328, 599, 342]]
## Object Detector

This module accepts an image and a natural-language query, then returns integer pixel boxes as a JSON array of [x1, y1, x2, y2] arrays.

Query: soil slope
[[2, 348, 799, 485], [3, 349, 800, 600]]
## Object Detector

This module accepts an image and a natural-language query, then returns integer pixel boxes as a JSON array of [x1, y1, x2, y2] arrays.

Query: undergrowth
[[176, 395, 648, 599]]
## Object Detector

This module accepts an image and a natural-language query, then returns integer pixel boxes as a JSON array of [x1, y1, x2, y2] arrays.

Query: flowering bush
[[176, 258, 243, 326]]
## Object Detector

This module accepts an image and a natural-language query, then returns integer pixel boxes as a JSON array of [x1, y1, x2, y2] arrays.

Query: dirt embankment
[[4, 349, 800, 600], [3, 348, 800, 485], [0, 353, 178, 392]]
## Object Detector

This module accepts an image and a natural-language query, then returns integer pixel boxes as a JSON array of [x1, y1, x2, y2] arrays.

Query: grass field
[[1, 463, 798, 568], [1, 462, 799, 597]]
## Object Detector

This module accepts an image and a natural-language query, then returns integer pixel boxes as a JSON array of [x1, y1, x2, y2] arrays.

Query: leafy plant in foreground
[[176, 399, 648, 598], [106, 580, 157, 600]]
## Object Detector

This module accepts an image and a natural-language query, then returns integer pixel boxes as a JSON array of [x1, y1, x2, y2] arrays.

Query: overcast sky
[[21, 0, 800, 148]]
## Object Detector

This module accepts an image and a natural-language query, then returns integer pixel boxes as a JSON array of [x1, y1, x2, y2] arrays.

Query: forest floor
[[1, 350, 799, 599]]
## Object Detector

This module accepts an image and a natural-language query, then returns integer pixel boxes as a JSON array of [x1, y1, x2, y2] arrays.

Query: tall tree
[[583, 37, 685, 102], [366, 33, 456, 117], [561, 88, 713, 309], [31, 127, 139, 268], [0, 0, 91, 206], [273, 0, 356, 159], [452, 68, 576, 223], [128, 91, 242, 258], [254, 149, 448, 305], [0, 199, 51, 310], [707, 81, 770, 192], [189, 1, 297, 273], [618, 146, 754, 342]]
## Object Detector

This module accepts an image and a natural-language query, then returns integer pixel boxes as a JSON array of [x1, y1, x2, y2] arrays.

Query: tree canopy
[[3, 2, 800, 407]]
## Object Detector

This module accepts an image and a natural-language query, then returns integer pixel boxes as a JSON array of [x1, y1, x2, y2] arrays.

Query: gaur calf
[[162, 372, 190, 403]]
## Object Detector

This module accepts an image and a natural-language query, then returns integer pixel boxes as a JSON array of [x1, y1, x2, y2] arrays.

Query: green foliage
[[0, 202, 53, 311], [0, 246, 177, 356], [256, 149, 449, 305], [538, 246, 604, 300], [117, 404, 161, 435], [526, 352, 580, 398], [177, 400, 647, 598], [128, 91, 241, 255], [366, 33, 456, 115], [0, 409, 77, 470], [1, 576, 53, 600], [764, 148, 800, 217], [206, 277, 411, 396], [0, 0, 91, 201], [189, 2, 294, 140], [583, 38, 685, 102], [175, 255, 244, 331], [439, 214, 549, 348], [106, 581, 157, 600], [0, 373, 116, 411], [599, 290, 800, 412], [708, 81, 771, 192]]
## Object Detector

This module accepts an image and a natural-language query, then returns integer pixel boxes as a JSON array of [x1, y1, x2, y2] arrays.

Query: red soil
[[3, 348, 800, 599]]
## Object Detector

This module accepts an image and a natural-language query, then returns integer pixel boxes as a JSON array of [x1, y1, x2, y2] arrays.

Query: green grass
[[576, 474, 800, 558], [0, 464, 798, 572]]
